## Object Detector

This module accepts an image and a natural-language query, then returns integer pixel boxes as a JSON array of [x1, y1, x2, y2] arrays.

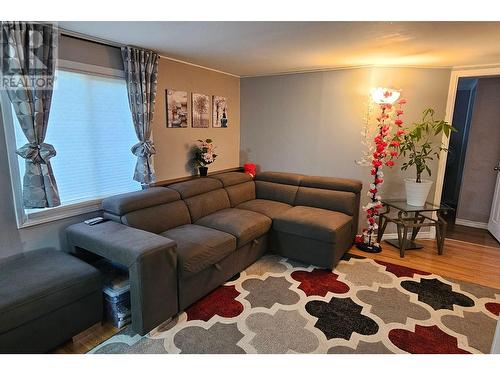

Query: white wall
[[241, 66, 451, 234]]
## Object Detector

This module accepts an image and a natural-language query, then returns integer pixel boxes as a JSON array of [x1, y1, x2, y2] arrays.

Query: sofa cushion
[[211, 172, 253, 187], [168, 178, 222, 199], [196, 208, 272, 247], [160, 224, 236, 279], [0, 248, 101, 334], [237, 199, 292, 219], [184, 189, 231, 222], [255, 180, 298, 205], [294, 187, 357, 216], [120, 200, 191, 234], [225, 181, 256, 207], [300, 175, 362, 193], [102, 187, 180, 216], [256, 171, 304, 186], [273, 206, 352, 243]]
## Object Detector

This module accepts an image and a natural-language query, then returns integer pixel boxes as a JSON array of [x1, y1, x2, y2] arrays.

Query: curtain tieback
[[16, 142, 57, 164], [131, 140, 156, 157]]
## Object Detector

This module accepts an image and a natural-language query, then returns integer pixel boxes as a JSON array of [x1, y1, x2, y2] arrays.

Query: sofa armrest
[[66, 221, 178, 335]]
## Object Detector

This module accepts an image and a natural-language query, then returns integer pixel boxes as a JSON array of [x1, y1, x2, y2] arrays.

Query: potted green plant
[[397, 108, 455, 206], [193, 138, 217, 176]]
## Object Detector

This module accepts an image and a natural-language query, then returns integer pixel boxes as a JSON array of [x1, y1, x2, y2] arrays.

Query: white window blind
[[13, 69, 140, 208]]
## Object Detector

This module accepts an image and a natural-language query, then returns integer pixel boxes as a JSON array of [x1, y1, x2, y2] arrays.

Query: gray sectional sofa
[[67, 171, 362, 335]]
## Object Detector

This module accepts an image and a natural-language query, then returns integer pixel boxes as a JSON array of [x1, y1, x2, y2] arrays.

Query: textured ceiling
[[59, 21, 500, 76]]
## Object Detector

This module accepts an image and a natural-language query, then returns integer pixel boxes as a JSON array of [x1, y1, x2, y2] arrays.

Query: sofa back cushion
[[168, 177, 231, 221], [210, 171, 253, 187], [294, 187, 356, 216], [102, 187, 180, 216], [257, 171, 304, 186], [121, 200, 191, 234], [255, 181, 298, 205], [209, 171, 256, 207], [101, 186, 191, 234], [168, 178, 223, 199], [300, 175, 362, 193], [184, 189, 231, 222], [225, 181, 256, 207]]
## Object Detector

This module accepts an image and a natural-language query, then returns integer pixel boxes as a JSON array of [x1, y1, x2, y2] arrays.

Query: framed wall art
[[166, 89, 188, 128], [212, 96, 228, 128], [191, 93, 210, 128]]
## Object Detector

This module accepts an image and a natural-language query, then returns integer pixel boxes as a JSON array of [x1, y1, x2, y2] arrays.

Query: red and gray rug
[[90, 253, 500, 354]]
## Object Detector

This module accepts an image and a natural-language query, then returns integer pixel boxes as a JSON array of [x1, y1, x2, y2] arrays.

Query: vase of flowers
[[397, 108, 454, 206], [193, 138, 217, 176]]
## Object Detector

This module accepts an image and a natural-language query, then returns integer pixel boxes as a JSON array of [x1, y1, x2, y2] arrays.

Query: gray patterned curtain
[[121, 46, 159, 185], [1, 22, 60, 208]]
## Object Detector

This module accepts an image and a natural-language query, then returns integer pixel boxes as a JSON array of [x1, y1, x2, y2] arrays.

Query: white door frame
[[432, 64, 500, 233]]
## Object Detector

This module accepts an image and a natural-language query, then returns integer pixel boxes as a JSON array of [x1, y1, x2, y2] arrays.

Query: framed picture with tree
[[212, 96, 228, 128], [192, 93, 210, 128]]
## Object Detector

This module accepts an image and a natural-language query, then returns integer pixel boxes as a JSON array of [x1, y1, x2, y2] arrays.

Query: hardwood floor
[[351, 237, 500, 289], [446, 223, 500, 248], [52, 323, 120, 354], [54, 231, 500, 354]]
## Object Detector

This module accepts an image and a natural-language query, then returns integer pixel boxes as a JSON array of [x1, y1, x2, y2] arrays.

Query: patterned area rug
[[90, 253, 500, 354]]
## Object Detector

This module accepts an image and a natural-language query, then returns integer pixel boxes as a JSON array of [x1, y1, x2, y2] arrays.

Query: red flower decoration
[[186, 285, 243, 321], [291, 269, 349, 297], [394, 119, 403, 126], [385, 160, 395, 167]]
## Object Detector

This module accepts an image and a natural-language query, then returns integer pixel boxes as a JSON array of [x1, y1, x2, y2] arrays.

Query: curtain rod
[[59, 28, 124, 49], [58, 26, 240, 77]]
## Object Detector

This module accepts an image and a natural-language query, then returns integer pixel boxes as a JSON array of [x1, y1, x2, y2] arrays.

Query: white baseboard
[[381, 231, 434, 241], [455, 218, 488, 229]]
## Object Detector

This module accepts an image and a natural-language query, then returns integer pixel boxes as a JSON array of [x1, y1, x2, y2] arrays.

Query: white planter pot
[[404, 178, 433, 206]]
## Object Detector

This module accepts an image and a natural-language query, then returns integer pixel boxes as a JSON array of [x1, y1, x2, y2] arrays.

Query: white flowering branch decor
[[356, 89, 407, 253]]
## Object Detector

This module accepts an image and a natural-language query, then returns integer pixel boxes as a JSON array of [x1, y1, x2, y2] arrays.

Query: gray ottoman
[[0, 248, 102, 353]]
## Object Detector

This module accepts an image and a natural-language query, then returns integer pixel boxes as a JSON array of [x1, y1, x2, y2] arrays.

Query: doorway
[[440, 75, 500, 247]]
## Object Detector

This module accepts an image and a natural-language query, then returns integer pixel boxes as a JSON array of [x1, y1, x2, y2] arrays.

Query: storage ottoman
[[0, 248, 102, 353]]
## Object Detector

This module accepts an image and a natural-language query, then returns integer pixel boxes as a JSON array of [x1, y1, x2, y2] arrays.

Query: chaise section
[[196, 208, 272, 247], [160, 224, 237, 279], [236, 199, 292, 219], [274, 206, 352, 243], [273, 206, 353, 269]]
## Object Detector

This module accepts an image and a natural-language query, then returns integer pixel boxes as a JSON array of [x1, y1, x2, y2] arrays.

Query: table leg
[[377, 214, 388, 243], [411, 213, 426, 241], [437, 212, 447, 255], [395, 223, 408, 258]]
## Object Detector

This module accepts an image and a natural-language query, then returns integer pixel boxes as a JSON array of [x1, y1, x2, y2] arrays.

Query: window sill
[[19, 198, 103, 229]]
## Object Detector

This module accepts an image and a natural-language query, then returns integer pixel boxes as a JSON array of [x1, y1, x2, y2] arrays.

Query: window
[[6, 64, 141, 227]]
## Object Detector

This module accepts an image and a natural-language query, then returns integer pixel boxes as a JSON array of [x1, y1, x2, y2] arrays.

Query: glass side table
[[376, 199, 453, 258]]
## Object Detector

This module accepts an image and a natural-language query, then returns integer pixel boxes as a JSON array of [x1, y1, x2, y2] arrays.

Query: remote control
[[84, 217, 105, 226]]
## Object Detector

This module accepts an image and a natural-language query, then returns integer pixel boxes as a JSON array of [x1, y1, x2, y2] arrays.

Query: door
[[488, 161, 500, 242]]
